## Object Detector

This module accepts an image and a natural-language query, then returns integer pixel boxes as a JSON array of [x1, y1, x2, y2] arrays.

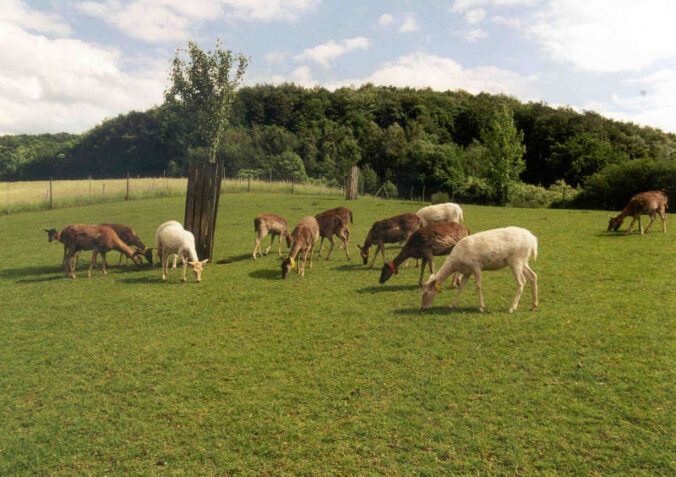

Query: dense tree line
[[2, 84, 676, 208]]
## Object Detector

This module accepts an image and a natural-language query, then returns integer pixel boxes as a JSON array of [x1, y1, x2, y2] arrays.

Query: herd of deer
[[45, 190, 667, 312]]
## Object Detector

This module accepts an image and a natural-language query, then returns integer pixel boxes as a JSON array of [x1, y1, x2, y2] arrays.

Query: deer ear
[[201, 259, 209, 264]]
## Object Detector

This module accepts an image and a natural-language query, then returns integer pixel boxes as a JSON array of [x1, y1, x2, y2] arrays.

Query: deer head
[[421, 277, 441, 309], [281, 256, 295, 279], [608, 216, 623, 232], [357, 243, 369, 265], [44, 229, 60, 242], [188, 259, 208, 282], [379, 261, 398, 284]]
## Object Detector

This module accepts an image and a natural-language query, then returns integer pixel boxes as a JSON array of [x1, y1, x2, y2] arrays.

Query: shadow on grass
[[0, 265, 59, 280], [331, 264, 372, 272], [249, 268, 281, 280], [119, 276, 167, 284], [392, 306, 478, 316], [357, 284, 419, 294], [16, 275, 65, 283], [217, 253, 252, 264]]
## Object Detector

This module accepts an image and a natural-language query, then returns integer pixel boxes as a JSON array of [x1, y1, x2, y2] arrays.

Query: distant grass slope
[[0, 194, 673, 475]]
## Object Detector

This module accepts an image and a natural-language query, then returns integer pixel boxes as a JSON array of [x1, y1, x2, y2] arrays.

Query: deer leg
[[418, 259, 427, 287], [161, 252, 168, 281], [172, 254, 178, 269], [369, 244, 380, 268], [523, 264, 538, 311], [301, 248, 310, 276], [474, 267, 485, 312], [253, 236, 261, 259], [625, 217, 637, 235], [118, 253, 123, 266], [308, 244, 315, 269], [661, 209, 667, 233], [450, 273, 471, 308], [341, 230, 350, 260], [326, 236, 335, 260], [379, 243, 387, 266], [88, 251, 98, 278], [317, 236, 325, 257], [277, 234, 283, 256], [101, 252, 109, 275], [644, 213, 656, 233], [264, 234, 274, 255], [181, 255, 188, 282], [509, 265, 526, 313]]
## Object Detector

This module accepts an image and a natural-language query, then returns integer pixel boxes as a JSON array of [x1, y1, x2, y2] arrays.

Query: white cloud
[[0, 22, 166, 134], [451, 0, 541, 13], [295, 37, 371, 68], [464, 8, 486, 24], [491, 15, 522, 28], [456, 28, 488, 43], [581, 69, 676, 132], [326, 52, 537, 99], [267, 66, 317, 88], [264, 50, 289, 64], [1, 0, 71, 35], [77, 0, 322, 43], [377, 13, 394, 27], [525, 0, 676, 73], [399, 13, 419, 33]]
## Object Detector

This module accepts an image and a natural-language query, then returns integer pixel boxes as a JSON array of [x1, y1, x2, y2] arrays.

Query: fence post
[[291, 176, 294, 194], [247, 176, 251, 192], [422, 185, 426, 202], [126, 171, 130, 200], [89, 175, 92, 201], [49, 177, 53, 209], [6, 182, 9, 214], [103, 183, 105, 197]]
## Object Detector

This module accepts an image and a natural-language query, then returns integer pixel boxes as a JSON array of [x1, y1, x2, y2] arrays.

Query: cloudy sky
[[2, 0, 676, 135]]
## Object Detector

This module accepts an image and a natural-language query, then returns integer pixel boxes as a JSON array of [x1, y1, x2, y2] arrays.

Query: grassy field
[[1, 177, 340, 214], [0, 193, 673, 474]]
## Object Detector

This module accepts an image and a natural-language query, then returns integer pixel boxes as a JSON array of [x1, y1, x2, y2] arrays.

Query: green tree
[[481, 105, 526, 204], [164, 40, 248, 163]]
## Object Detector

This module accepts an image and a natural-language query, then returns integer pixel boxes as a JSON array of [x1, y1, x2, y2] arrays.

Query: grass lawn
[[0, 192, 673, 474]]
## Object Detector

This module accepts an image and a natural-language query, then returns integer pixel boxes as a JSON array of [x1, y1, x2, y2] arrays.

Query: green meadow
[[0, 192, 673, 475]]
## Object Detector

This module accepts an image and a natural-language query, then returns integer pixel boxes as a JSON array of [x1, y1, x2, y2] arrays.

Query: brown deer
[[46, 225, 143, 278], [316, 206, 353, 250], [379, 222, 470, 286], [253, 214, 291, 259], [358, 213, 423, 268], [281, 216, 320, 278], [102, 223, 153, 265], [315, 211, 350, 260], [608, 190, 668, 235]]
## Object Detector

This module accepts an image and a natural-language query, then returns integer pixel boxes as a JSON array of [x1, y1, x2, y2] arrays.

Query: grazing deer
[[102, 223, 153, 265], [416, 202, 464, 227], [358, 213, 423, 268], [253, 214, 291, 259], [282, 216, 319, 278], [46, 225, 143, 278], [315, 211, 350, 260], [379, 222, 469, 286], [316, 207, 353, 249], [608, 191, 668, 235], [421, 227, 538, 313]]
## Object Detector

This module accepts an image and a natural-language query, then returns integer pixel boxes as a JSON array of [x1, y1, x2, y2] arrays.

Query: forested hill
[[3, 84, 676, 208]]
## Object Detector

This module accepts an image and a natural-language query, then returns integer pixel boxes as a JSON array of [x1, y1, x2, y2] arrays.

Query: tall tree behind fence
[[345, 166, 359, 200], [184, 162, 224, 261]]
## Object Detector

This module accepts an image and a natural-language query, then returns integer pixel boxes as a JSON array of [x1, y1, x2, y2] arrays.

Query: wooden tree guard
[[345, 166, 359, 200], [184, 162, 224, 261]]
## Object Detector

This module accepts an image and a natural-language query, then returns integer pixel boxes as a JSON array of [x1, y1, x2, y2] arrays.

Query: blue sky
[[2, 0, 676, 134]]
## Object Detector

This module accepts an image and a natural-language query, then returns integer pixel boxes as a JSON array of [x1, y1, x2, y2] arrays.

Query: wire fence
[[1, 175, 343, 215]]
